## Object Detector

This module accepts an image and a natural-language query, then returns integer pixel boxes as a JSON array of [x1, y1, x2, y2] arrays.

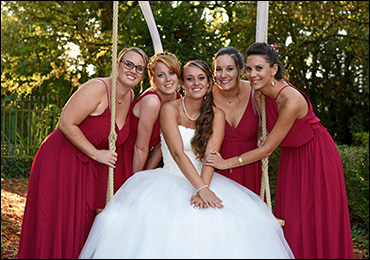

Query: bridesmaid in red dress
[[17, 47, 148, 259], [119, 51, 182, 183], [204, 42, 353, 259], [211, 47, 262, 195]]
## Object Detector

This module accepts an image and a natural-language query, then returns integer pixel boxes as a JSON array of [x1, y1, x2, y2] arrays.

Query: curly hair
[[182, 60, 215, 160]]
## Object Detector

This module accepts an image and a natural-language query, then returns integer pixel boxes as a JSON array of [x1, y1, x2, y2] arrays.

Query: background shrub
[[352, 132, 369, 147], [1, 156, 33, 179], [339, 145, 369, 229]]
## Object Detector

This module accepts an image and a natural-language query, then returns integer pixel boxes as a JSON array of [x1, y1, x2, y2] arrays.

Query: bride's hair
[[182, 60, 214, 159]]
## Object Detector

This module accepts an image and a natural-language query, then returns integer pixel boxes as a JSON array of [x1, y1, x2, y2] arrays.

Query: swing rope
[[105, 1, 161, 206], [106, 0, 119, 205], [256, 1, 271, 210], [256, 1, 284, 226]]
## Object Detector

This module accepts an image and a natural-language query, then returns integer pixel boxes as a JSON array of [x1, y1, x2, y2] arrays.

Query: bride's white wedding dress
[[79, 125, 294, 259]]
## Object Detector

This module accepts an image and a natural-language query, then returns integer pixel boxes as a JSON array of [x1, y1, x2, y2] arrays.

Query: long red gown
[[266, 82, 353, 259], [17, 82, 131, 259], [119, 90, 182, 183], [214, 88, 262, 195]]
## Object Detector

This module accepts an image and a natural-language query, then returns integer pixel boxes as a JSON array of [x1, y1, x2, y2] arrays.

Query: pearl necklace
[[182, 96, 200, 121]]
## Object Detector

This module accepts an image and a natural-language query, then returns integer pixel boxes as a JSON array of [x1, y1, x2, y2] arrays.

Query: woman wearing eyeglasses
[[18, 47, 148, 259], [118, 51, 182, 184]]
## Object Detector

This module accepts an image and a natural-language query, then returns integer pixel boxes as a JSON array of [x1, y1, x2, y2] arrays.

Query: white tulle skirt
[[79, 168, 294, 259]]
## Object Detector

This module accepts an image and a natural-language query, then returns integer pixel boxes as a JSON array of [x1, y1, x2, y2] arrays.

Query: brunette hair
[[182, 60, 214, 160], [212, 46, 245, 78], [245, 42, 289, 80]]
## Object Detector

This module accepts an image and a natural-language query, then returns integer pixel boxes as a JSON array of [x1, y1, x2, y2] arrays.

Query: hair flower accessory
[[271, 44, 279, 53]]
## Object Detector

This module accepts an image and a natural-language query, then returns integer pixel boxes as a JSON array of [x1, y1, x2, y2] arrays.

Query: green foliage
[[1, 156, 34, 179], [339, 144, 369, 231], [1, 1, 369, 144], [340, 143, 369, 256], [352, 132, 369, 147], [268, 1, 369, 145], [1, 95, 61, 157], [351, 222, 369, 255], [150, 1, 222, 65]]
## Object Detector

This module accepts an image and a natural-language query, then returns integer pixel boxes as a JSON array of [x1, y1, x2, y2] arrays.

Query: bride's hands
[[190, 195, 208, 209], [197, 188, 224, 209]]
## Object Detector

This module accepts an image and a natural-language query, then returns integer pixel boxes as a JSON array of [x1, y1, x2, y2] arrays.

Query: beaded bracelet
[[238, 156, 244, 166], [196, 185, 209, 193]]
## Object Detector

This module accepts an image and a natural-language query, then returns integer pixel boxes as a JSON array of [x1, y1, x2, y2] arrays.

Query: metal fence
[[1, 95, 61, 159]]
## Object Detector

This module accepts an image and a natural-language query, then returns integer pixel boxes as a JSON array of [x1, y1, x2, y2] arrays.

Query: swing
[[256, 1, 285, 226], [105, 1, 119, 205], [105, 1, 285, 227], [104, 1, 162, 206], [93, 1, 119, 215]]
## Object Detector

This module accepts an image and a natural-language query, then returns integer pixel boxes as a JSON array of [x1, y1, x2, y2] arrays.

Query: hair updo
[[245, 42, 289, 81], [212, 46, 245, 77]]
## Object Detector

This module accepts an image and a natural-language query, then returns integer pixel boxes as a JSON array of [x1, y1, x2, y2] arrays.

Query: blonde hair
[[116, 47, 149, 92], [118, 47, 149, 65], [147, 51, 181, 88]]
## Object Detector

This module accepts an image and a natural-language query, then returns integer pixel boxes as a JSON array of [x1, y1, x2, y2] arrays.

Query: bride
[[78, 60, 294, 259]]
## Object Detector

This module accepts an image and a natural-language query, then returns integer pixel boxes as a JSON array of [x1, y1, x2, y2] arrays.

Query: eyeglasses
[[121, 60, 146, 75]]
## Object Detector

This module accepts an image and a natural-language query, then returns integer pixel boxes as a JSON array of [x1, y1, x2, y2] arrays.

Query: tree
[[208, 1, 369, 144], [1, 1, 368, 144], [267, 1, 369, 144], [1, 1, 109, 106]]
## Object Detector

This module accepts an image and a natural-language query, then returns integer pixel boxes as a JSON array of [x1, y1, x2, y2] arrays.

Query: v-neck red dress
[[18, 80, 132, 259], [266, 82, 353, 259], [214, 88, 262, 195]]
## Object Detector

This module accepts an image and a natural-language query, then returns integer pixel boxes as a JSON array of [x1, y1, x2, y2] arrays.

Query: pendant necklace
[[182, 96, 200, 121]]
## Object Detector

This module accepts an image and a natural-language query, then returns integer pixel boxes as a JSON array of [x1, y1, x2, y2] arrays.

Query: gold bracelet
[[238, 156, 244, 166]]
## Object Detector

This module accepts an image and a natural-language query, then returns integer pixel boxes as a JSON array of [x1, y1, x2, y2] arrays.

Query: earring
[[271, 80, 276, 86]]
